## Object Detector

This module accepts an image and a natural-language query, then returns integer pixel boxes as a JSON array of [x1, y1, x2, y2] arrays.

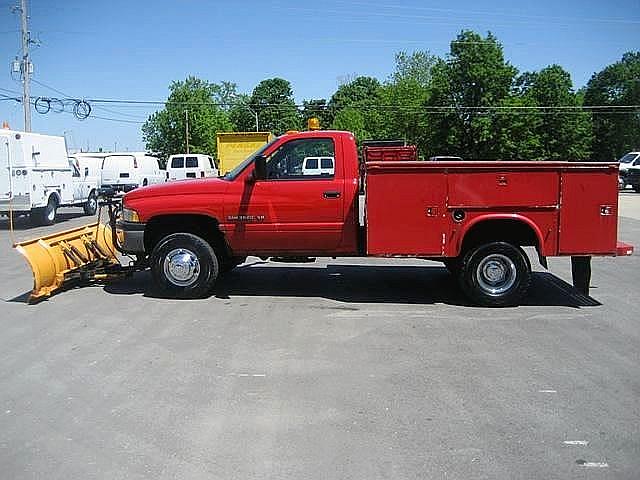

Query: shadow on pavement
[[0, 211, 89, 231], [99, 261, 600, 308]]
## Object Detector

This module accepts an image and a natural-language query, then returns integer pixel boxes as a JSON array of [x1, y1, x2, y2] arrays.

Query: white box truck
[[1, 129, 99, 225]]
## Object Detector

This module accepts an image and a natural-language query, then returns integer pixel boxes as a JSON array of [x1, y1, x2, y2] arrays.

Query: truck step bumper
[[616, 241, 634, 256]]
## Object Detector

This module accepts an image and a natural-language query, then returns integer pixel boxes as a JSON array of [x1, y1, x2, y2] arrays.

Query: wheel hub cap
[[476, 254, 517, 295], [163, 248, 200, 287]]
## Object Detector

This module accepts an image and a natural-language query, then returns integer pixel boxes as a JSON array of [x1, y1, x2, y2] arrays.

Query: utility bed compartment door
[[448, 171, 559, 207], [366, 171, 448, 255], [558, 170, 618, 255]]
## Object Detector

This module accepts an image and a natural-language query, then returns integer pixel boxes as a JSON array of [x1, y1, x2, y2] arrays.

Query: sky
[[0, 0, 638, 151]]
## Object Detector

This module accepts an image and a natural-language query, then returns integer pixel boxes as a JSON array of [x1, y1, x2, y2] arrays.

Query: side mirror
[[254, 155, 267, 181]]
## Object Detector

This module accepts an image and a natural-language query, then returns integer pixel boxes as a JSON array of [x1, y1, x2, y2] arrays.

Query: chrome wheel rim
[[163, 248, 200, 287], [476, 253, 517, 295]]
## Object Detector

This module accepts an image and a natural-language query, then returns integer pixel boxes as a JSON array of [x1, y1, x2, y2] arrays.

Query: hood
[[124, 177, 228, 201]]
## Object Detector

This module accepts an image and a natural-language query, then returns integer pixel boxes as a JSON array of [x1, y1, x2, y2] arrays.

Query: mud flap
[[14, 222, 122, 303], [570, 256, 591, 296]]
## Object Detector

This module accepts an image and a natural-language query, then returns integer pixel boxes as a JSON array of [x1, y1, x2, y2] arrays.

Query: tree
[[425, 31, 517, 159], [519, 65, 592, 160], [249, 78, 300, 134], [142, 76, 232, 159], [381, 50, 437, 149], [331, 107, 370, 141], [328, 76, 384, 140], [584, 52, 640, 160], [301, 99, 331, 130], [228, 93, 258, 132]]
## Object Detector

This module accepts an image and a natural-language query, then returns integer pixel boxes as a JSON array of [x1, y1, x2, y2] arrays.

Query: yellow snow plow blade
[[15, 222, 120, 303]]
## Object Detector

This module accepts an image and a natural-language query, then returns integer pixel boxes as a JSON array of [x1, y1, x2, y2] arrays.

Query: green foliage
[[380, 50, 437, 149], [228, 93, 257, 132], [328, 76, 384, 141], [144, 32, 636, 163], [584, 51, 640, 160], [517, 65, 592, 160], [426, 31, 518, 159], [331, 107, 369, 141], [301, 99, 331, 130], [142, 76, 232, 160], [249, 78, 300, 134]]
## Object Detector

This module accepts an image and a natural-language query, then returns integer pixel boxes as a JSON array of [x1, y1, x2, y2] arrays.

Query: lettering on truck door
[[225, 137, 345, 253]]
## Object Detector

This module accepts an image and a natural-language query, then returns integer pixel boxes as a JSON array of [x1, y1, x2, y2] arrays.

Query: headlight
[[122, 207, 140, 222]]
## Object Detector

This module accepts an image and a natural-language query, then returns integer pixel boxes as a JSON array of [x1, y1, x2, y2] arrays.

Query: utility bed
[[365, 161, 620, 257]]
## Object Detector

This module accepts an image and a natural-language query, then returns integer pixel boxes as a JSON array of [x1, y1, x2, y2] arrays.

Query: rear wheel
[[150, 233, 219, 298], [83, 190, 98, 215], [459, 242, 531, 307]]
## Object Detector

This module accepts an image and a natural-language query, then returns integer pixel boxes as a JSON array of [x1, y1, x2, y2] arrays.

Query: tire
[[30, 195, 58, 226], [458, 242, 531, 307], [83, 190, 98, 216], [150, 232, 219, 298]]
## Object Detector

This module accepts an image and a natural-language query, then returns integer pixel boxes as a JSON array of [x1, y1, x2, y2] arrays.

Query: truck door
[[225, 137, 344, 253]]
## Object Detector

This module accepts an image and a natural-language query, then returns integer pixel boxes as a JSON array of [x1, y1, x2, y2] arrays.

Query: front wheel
[[459, 242, 531, 307], [150, 233, 219, 298]]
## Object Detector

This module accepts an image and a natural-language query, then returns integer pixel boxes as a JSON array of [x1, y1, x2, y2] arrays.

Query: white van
[[101, 153, 165, 192], [302, 156, 335, 176], [0, 129, 100, 225], [167, 154, 218, 181]]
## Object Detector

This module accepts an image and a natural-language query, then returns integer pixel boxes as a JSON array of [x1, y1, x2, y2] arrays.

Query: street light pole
[[248, 106, 259, 132]]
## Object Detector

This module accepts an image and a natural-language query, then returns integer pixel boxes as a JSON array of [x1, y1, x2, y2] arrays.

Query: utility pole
[[184, 110, 189, 153], [18, 0, 32, 132]]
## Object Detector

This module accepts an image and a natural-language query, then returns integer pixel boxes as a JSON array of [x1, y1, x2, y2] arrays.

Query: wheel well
[[144, 214, 227, 255], [460, 219, 539, 254]]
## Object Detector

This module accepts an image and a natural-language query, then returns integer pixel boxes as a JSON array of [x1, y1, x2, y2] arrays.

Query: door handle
[[323, 191, 341, 199]]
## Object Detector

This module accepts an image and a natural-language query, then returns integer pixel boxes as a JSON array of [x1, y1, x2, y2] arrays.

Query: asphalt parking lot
[[1, 193, 639, 480]]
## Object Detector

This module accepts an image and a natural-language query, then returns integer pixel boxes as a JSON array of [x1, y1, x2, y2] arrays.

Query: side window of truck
[[266, 138, 335, 180]]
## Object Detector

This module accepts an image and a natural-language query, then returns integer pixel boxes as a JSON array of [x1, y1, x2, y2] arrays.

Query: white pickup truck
[[1, 129, 99, 225]]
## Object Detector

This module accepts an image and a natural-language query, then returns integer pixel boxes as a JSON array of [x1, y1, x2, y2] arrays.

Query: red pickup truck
[[116, 129, 632, 306]]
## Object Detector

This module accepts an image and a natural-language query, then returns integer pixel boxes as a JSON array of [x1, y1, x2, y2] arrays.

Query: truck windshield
[[222, 136, 281, 180]]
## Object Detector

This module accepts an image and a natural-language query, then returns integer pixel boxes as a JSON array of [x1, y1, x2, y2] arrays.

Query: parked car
[[617, 151, 640, 188], [167, 154, 218, 181], [0, 129, 99, 225], [101, 153, 165, 192]]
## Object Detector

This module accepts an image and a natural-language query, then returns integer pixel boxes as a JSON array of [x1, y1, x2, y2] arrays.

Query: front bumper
[[116, 220, 146, 254]]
